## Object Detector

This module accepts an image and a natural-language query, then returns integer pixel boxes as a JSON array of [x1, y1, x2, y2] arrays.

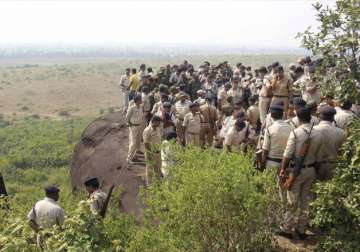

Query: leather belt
[[187, 132, 200, 135], [273, 95, 289, 98], [267, 157, 282, 163]]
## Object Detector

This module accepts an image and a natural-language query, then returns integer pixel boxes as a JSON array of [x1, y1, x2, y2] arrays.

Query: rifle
[[99, 184, 115, 219], [283, 124, 314, 190], [0, 173, 8, 196]]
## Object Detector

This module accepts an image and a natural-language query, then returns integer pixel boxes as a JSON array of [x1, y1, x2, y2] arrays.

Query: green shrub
[[310, 119, 360, 252], [128, 146, 281, 252]]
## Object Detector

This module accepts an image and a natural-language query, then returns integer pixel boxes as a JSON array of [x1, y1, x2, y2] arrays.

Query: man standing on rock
[[126, 95, 145, 164], [119, 68, 131, 113]]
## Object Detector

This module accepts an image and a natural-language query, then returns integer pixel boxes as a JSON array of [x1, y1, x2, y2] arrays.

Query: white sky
[[0, 0, 335, 47]]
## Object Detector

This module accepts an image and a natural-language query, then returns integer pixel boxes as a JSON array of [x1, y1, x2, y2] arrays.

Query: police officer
[[261, 103, 292, 202], [278, 108, 324, 240], [270, 66, 293, 115], [315, 106, 345, 181], [143, 116, 163, 183], [28, 186, 65, 232], [223, 118, 255, 152], [119, 68, 131, 113], [183, 102, 202, 146], [200, 95, 218, 147], [126, 95, 146, 164], [84, 178, 107, 215], [286, 97, 319, 128], [174, 92, 191, 145]]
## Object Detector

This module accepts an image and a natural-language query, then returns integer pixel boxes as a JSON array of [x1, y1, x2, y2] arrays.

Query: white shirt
[[27, 197, 65, 229]]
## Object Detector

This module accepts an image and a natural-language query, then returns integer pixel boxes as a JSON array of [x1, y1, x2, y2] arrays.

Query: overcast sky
[[0, 0, 335, 48]]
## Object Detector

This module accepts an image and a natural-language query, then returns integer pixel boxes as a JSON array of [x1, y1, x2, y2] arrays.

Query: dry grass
[[0, 55, 300, 118]]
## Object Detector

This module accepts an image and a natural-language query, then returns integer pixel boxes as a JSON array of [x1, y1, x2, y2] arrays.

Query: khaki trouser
[[145, 151, 162, 185], [185, 132, 200, 146], [259, 97, 271, 125], [271, 96, 289, 115], [266, 160, 286, 203], [282, 167, 316, 233], [200, 122, 214, 147], [176, 119, 185, 145], [317, 162, 336, 181], [127, 125, 143, 161]]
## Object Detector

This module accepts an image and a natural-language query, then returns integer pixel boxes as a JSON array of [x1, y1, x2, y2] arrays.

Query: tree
[[297, 0, 360, 102]]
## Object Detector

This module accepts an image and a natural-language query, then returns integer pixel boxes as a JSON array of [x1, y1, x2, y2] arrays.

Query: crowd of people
[[120, 58, 358, 240], [26, 57, 359, 244]]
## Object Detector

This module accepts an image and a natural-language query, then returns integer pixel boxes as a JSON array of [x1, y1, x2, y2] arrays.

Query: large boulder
[[70, 112, 144, 219]]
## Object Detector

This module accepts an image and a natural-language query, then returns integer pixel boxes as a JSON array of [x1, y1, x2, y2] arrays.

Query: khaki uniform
[[259, 76, 273, 124], [224, 122, 255, 151], [282, 123, 324, 234], [246, 105, 260, 129], [271, 76, 293, 114], [126, 104, 145, 162], [175, 100, 191, 144], [286, 115, 319, 129], [334, 108, 355, 130], [119, 74, 130, 112], [262, 120, 292, 202], [143, 124, 162, 181], [227, 87, 243, 104], [183, 112, 202, 146], [141, 93, 151, 114], [314, 121, 345, 180], [27, 197, 65, 229], [199, 103, 218, 147], [89, 189, 107, 214]]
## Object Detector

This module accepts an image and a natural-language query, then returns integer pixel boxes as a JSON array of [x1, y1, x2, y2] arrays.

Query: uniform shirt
[[27, 197, 65, 229], [246, 105, 260, 127], [283, 123, 324, 165], [334, 108, 355, 130], [314, 121, 345, 162], [126, 104, 145, 125], [183, 112, 202, 134], [89, 189, 107, 214], [141, 93, 151, 113], [260, 75, 273, 97], [224, 122, 255, 150], [227, 87, 243, 103], [199, 103, 218, 124], [129, 74, 140, 91], [286, 115, 319, 128], [143, 124, 162, 152], [138, 70, 146, 80], [271, 76, 292, 97], [175, 100, 191, 120], [119, 74, 130, 93], [262, 120, 292, 159], [217, 87, 228, 107]]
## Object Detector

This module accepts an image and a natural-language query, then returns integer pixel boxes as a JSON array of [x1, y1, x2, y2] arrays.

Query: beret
[[84, 178, 99, 187], [320, 106, 336, 116], [293, 97, 306, 107], [44, 185, 60, 194], [269, 104, 284, 112]]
